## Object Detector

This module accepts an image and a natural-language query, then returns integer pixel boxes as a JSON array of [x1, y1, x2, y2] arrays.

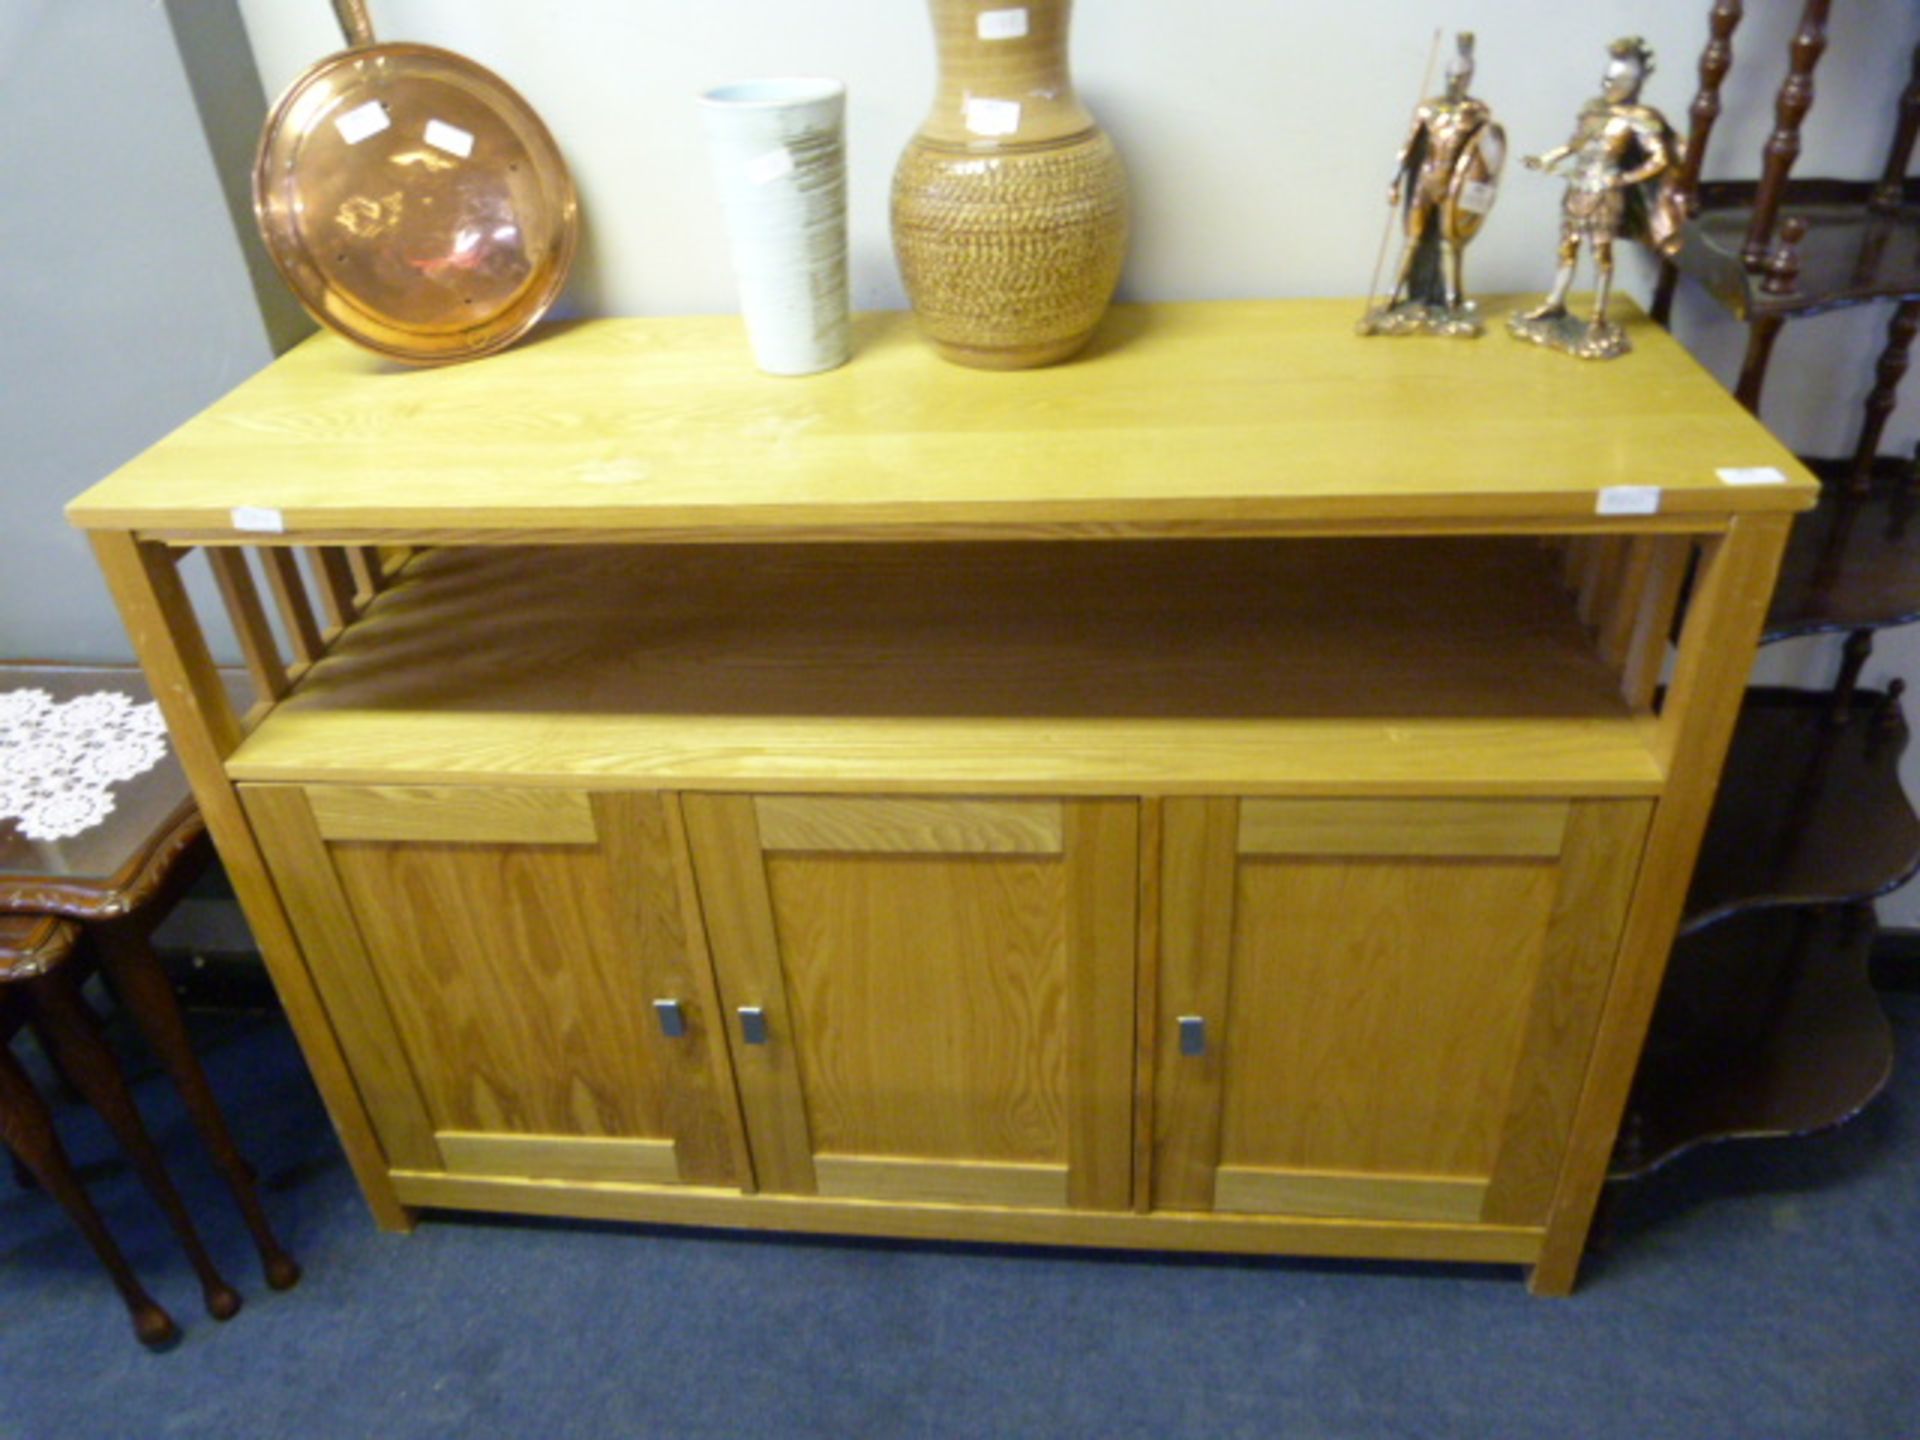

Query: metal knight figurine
[[1507, 36, 1686, 360], [1359, 33, 1506, 338]]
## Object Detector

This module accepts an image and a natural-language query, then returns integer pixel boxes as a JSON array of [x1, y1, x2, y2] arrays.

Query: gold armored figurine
[[1360, 33, 1506, 338], [1508, 36, 1685, 360]]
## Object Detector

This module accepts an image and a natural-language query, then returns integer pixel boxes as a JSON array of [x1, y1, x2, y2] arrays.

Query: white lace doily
[[0, 688, 171, 841]]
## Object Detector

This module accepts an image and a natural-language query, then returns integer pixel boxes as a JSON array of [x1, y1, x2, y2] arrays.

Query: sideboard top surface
[[67, 299, 1815, 540]]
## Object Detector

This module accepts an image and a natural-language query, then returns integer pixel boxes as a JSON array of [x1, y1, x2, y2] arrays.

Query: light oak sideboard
[[68, 299, 1815, 1293]]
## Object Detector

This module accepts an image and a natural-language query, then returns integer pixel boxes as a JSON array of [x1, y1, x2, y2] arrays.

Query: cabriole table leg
[[24, 967, 243, 1321], [94, 920, 301, 1291], [0, 1039, 179, 1348]]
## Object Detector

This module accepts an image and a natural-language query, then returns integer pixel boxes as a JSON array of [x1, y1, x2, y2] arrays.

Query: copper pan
[[252, 0, 579, 364]]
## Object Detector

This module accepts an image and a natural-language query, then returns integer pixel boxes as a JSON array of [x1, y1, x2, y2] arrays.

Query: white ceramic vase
[[699, 78, 851, 376]]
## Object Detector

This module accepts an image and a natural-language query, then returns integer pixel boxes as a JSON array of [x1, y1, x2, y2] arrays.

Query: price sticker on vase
[[977, 7, 1029, 40], [964, 98, 1022, 137]]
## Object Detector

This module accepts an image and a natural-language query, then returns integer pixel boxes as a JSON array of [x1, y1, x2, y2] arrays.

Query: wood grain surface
[[680, 794, 820, 1195], [813, 1155, 1070, 1208], [307, 785, 598, 844], [65, 300, 1814, 538], [1212, 1167, 1490, 1224], [755, 797, 1063, 854], [1534, 515, 1794, 1293], [223, 540, 1666, 796], [595, 793, 752, 1187], [389, 1169, 1546, 1267], [1150, 799, 1239, 1210], [328, 840, 676, 1140], [1481, 801, 1653, 1225], [765, 850, 1071, 1165], [1220, 856, 1558, 1183], [251, 785, 748, 1187], [437, 1131, 680, 1185], [686, 792, 1135, 1211], [73, 294, 1804, 1285], [1063, 799, 1138, 1211], [1237, 798, 1569, 858], [241, 784, 444, 1173]]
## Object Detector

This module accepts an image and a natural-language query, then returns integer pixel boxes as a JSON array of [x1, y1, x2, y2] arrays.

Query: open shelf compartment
[[217, 537, 1674, 796]]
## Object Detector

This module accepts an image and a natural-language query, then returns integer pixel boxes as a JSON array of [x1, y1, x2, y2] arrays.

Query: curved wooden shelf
[[1683, 687, 1920, 933], [1611, 904, 1894, 1180], [1766, 459, 1920, 640], [1672, 180, 1920, 322]]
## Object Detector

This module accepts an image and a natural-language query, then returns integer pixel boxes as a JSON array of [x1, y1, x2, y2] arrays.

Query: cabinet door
[[242, 784, 746, 1188], [682, 795, 1137, 1211], [1153, 797, 1651, 1227]]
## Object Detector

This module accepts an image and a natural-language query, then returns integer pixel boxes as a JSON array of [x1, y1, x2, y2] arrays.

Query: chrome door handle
[[653, 999, 687, 1039], [1178, 1015, 1207, 1057], [738, 1006, 769, 1045]]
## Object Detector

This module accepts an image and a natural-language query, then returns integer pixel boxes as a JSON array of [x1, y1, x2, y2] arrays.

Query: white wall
[[231, 1, 1919, 451], [0, 0, 278, 662]]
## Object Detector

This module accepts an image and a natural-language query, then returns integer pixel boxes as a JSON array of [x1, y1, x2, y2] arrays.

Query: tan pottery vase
[[891, 0, 1129, 368]]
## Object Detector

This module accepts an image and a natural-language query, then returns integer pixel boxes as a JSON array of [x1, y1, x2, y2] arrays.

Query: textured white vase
[[699, 78, 850, 376]]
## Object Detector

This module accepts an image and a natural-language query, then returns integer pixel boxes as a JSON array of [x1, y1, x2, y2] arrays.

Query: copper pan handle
[[332, 0, 375, 48]]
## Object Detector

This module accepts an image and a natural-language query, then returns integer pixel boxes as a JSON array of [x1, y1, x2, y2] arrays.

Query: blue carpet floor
[[2, 994, 1917, 1440]]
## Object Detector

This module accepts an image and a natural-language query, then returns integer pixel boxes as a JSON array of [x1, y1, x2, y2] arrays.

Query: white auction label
[[334, 100, 391, 146], [1596, 486, 1662, 516], [230, 506, 286, 534], [965, 97, 1022, 136], [1458, 180, 1496, 215], [1716, 465, 1788, 486], [978, 7, 1030, 40], [423, 119, 475, 158], [744, 148, 796, 185]]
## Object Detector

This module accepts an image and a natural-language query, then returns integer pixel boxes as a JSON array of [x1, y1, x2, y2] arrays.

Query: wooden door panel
[[243, 784, 744, 1186], [330, 840, 670, 1139], [1220, 856, 1559, 1178], [304, 784, 599, 844], [1479, 799, 1653, 1223], [677, 793, 819, 1194], [1153, 797, 1651, 1227], [766, 851, 1069, 1163], [685, 793, 1137, 1211], [244, 784, 443, 1173], [1238, 797, 1569, 858]]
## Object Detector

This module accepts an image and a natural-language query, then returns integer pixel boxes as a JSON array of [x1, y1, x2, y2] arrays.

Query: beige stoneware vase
[[891, 0, 1129, 368]]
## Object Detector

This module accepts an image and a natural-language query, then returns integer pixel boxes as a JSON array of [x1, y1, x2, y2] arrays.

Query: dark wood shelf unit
[[1614, 4, 1920, 1194], [1767, 458, 1920, 640], [1648, 6, 1920, 418], [1665, 179, 1920, 323], [1613, 904, 1893, 1179], [1684, 687, 1920, 934]]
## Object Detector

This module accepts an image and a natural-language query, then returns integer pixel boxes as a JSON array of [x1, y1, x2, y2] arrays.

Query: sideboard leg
[[1532, 512, 1793, 1295], [88, 530, 412, 1233]]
